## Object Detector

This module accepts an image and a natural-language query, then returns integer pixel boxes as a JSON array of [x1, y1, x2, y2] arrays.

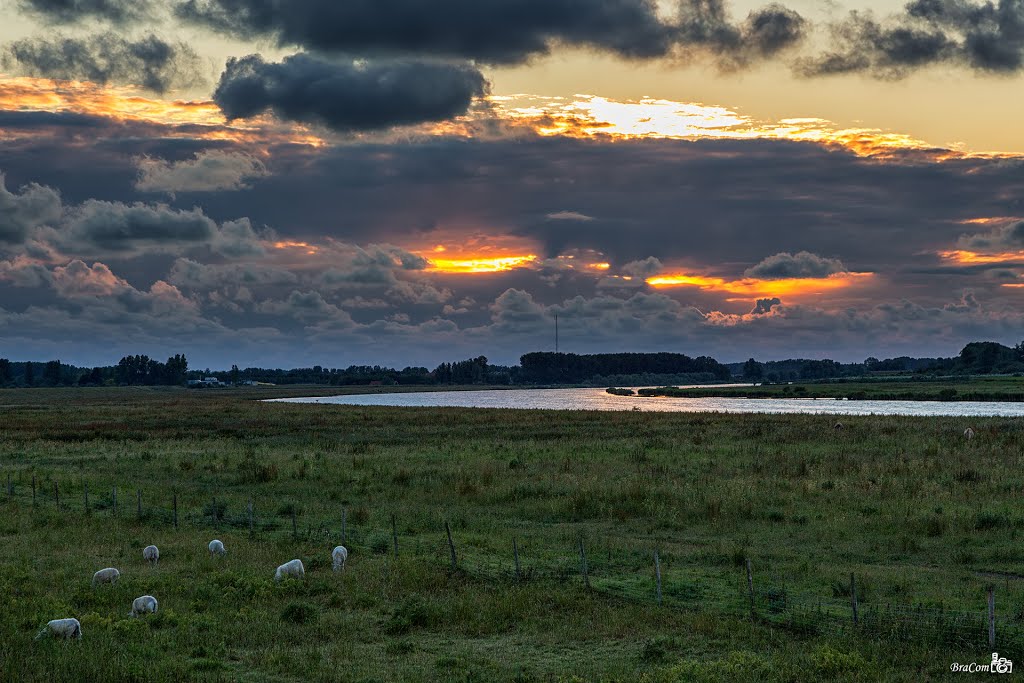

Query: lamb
[[129, 595, 158, 618], [332, 545, 348, 572], [143, 545, 159, 565], [92, 567, 120, 587], [208, 539, 226, 556], [964, 427, 976, 441], [274, 559, 305, 582], [36, 618, 82, 640]]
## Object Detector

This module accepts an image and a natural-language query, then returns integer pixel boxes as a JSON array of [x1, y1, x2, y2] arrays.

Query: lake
[[267, 386, 1024, 417]]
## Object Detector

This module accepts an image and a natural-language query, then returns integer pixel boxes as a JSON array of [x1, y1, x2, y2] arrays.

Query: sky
[[2, 0, 1024, 369]]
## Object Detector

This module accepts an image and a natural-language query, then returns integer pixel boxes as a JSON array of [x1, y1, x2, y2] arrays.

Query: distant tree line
[[520, 352, 732, 384], [3, 340, 1024, 389], [735, 341, 1024, 382]]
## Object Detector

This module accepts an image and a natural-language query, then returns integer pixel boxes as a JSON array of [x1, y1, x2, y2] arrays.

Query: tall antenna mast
[[555, 314, 559, 353]]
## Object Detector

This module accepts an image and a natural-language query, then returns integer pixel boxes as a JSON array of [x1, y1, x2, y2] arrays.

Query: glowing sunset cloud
[[0, 76, 324, 146], [427, 254, 538, 273], [646, 271, 874, 297], [488, 94, 1009, 159], [272, 240, 319, 255], [939, 250, 1024, 265]]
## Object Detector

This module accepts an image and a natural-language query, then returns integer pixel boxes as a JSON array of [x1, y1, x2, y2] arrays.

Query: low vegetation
[[1, 386, 1021, 681], [639, 376, 1024, 401]]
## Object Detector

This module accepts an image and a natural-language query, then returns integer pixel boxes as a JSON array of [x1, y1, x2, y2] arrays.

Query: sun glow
[[939, 250, 1024, 265], [427, 254, 538, 273], [272, 240, 319, 255], [488, 94, 1006, 159], [646, 271, 874, 297]]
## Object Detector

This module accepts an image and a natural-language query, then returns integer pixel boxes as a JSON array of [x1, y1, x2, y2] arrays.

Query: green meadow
[[2, 386, 1023, 681]]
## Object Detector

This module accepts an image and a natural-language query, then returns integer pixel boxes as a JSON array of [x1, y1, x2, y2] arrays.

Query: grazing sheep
[[964, 427, 976, 441], [92, 567, 120, 587], [332, 545, 348, 572], [274, 559, 305, 582], [208, 539, 226, 556], [129, 595, 158, 618], [833, 422, 845, 431], [142, 545, 159, 565], [36, 618, 82, 640]]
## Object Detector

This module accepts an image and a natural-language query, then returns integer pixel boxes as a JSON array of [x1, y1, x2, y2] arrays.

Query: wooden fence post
[[851, 573, 859, 625], [212, 497, 218, 526], [112, 486, 117, 516], [32, 474, 36, 506], [6, 472, 11, 498], [989, 585, 996, 649], [84, 483, 89, 513], [137, 489, 142, 520], [654, 549, 663, 605], [579, 538, 590, 589], [445, 520, 458, 570], [513, 538, 522, 580], [341, 507, 347, 544], [746, 558, 755, 619], [53, 481, 59, 508], [173, 492, 178, 529], [391, 514, 399, 557]]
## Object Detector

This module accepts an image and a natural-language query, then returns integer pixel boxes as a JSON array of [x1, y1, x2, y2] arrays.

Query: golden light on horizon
[[646, 271, 874, 297], [0, 76, 325, 146], [489, 94, 1009, 160], [939, 249, 1024, 265], [272, 240, 319, 255], [426, 254, 538, 273]]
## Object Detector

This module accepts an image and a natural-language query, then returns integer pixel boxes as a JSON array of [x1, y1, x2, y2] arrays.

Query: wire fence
[[3, 470, 1023, 654]]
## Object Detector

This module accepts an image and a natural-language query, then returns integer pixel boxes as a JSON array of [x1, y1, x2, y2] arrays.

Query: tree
[[43, 360, 62, 386], [230, 364, 241, 385], [742, 358, 764, 381], [0, 358, 11, 385], [23, 361, 34, 386]]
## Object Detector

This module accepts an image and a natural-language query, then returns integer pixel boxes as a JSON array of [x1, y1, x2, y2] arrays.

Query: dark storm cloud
[[177, 0, 676, 64], [176, 0, 805, 67], [800, 0, 1024, 77], [958, 220, 1024, 250], [676, 0, 807, 66], [212, 54, 489, 131], [0, 175, 63, 245], [750, 297, 781, 314], [16, 0, 151, 25], [3, 33, 206, 93], [744, 251, 848, 279]]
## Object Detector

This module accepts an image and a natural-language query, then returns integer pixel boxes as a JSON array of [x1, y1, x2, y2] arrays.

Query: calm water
[[267, 386, 1024, 417]]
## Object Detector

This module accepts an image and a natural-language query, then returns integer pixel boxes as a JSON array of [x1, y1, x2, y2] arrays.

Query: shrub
[[281, 601, 319, 624]]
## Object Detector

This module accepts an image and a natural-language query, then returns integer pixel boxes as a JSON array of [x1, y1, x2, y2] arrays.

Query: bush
[[281, 601, 319, 624]]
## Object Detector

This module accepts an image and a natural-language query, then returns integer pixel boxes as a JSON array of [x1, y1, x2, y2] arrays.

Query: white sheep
[[142, 545, 159, 565], [964, 427, 976, 441], [208, 539, 226, 556], [274, 559, 305, 582], [129, 595, 158, 618], [332, 545, 348, 572], [92, 567, 120, 587], [36, 618, 82, 640]]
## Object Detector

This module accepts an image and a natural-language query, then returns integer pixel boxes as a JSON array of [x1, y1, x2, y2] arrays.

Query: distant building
[[187, 377, 226, 388]]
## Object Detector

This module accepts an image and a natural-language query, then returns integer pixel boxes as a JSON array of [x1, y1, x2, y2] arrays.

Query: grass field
[[2, 386, 1023, 681]]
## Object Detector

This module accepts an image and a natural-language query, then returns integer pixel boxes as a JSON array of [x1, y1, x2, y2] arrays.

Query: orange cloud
[[939, 250, 1024, 265], [487, 94, 1014, 160], [646, 271, 874, 297], [273, 240, 319, 255], [0, 76, 323, 146], [427, 254, 538, 273]]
